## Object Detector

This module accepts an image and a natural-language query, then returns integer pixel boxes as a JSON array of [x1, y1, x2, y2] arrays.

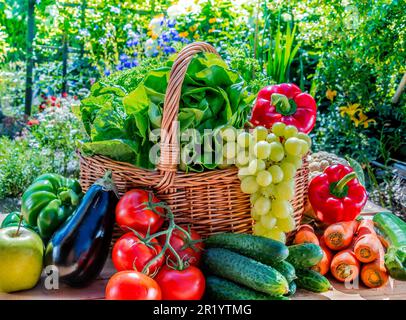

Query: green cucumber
[[373, 212, 406, 280], [295, 269, 332, 293], [287, 243, 323, 269], [205, 233, 289, 263], [206, 276, 288, 300], [203, 248, 289, 296], [269, 260, 297, 283], [286, 281, 297, 297]]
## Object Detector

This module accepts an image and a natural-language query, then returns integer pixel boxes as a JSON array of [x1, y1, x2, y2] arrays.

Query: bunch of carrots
[[293, 219, 389, 288]]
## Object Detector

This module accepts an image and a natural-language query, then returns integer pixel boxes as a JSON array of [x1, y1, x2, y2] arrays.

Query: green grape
[[284, 137, 302, 156], [223, 141, 237, 159], [271, 122, 286, 136], [285, 154, 303, 170], [268, 165, 284, 184], [254, 196, 271, 215], [251, 207, 260, 221], [238, 167, 250, 180], [284, 125, 298, 138], [237, 131, 253, 148], [260, 214, 277, 229], [269, 142, 285, 162], [256, 170, 273, 187], [220, 126, 237, 141], [271, 199, 292, 218], [241, 176, 259, 194], [250, 192, 260, 205], [253, 222, 267, 236], [277, 215, 296, 232], [253, 141, 271, 159], [298, 139, 310, 155], [218, 162, 231, 169], [265, 226, 286, 243], [247, 159, 266, 175], [266, 133, 279, 143], [260, 184, 275, 197], [297, 132, 312, 148], [252, 126, 268, 141], [280, 162, 296, 181], [236, 150, 250, 167], [275, 181, 295, 200]]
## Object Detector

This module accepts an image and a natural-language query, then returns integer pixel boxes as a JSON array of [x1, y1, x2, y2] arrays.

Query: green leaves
[[346, 157, 366, 186], [75, 52, 253, 171]]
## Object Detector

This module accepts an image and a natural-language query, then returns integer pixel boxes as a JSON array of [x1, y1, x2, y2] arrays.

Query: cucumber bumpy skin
[[203, 248, 289, 296], [295, 269, 332, 293], [287, 243, 324, 269], [206, 276, 289, 300], [269, 260, 297, 283], [205, 233, 289, 263]]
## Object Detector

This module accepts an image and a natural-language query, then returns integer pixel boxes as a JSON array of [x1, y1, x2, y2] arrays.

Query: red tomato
[[155, 265, 205, 300], [116, 189, 164, 234], [105, 271, 162, 300], [159, 229, 204, 266], [112, 232, 164, 275]]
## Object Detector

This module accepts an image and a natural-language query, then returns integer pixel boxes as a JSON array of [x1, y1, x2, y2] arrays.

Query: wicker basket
[[79, 42, 309, 241]]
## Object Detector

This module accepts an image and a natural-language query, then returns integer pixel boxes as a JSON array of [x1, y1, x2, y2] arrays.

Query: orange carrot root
[[294, 224, 319, 245], [330, 249, 360, 282], [324, 221, 357, 251]]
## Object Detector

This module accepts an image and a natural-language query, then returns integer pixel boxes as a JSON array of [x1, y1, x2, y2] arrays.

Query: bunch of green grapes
[[220, 122, 311, 243]]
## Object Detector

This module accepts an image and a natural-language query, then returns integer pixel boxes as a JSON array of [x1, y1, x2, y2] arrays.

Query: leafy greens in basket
[[74, 52, 254, 171]]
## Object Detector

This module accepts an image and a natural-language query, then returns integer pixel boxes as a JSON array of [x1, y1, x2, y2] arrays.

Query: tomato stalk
[[140, 194, 195, 274]]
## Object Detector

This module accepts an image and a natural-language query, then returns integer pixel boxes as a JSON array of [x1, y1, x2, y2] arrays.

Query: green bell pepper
[[1, 212, 39, 233], [22, 173, 83, 240]]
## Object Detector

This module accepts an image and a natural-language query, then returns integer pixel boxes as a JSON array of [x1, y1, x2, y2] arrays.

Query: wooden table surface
[[1, 201, 405, 300]]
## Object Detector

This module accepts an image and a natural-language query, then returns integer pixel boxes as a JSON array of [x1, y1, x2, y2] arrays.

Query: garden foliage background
[[0, 0, 405, 215]]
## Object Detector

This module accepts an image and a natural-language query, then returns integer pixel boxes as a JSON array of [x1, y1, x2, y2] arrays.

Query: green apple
[[0, 226, 44, 293]]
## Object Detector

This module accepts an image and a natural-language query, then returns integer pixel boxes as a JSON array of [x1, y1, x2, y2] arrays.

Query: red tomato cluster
[[105, 189, 206, 301]]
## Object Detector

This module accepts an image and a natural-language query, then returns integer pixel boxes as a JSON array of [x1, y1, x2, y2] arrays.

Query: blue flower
[[169, 28, 179, 37], [151, 49, 159, 57], [119, 54, 129, 62], [167, 19, 176, 28], [104, 69, 111, 76], [130, 59, 139, 67], [133, 51, 138, 57], [116, 64, 124, 71], [163, 46, 176, 55], [161, 32, 171, 43], [123, 61, 132, 69]]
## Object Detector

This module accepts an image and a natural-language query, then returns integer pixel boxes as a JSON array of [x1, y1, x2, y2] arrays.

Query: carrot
[[354, 220, 381, 263], [357, 219, 376, 237], [324, 221, 358, 251], [311, 236, 333, 275], [293, 224, 319, 245], [330, 249, 360, 282], [360, 246, 389, 288]]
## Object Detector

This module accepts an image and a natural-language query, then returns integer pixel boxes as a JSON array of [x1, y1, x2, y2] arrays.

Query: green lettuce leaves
[[74, 52, 254, 171]]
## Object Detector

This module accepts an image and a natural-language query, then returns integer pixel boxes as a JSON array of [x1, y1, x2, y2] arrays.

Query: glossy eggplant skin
[[44, 176, 118, 287]]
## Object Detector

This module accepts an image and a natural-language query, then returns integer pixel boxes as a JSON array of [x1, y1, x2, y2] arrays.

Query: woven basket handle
[[156, 42, 219, 191]]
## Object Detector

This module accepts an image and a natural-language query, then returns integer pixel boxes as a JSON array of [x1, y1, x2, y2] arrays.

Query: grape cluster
[[220, 122, 311, 243]]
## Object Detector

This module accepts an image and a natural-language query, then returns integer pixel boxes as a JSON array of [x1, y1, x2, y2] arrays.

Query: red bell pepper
[[250, 83, 317, 133], [308, 164, 367, 225]]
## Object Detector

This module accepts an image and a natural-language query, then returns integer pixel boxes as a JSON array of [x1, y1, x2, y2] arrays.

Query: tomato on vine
[[105, 271, 162, 300], [115, 189, 164, 234], [112, 232, 164, 275], [155, 265, 206, 300], [159, 228, 204, 266]]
